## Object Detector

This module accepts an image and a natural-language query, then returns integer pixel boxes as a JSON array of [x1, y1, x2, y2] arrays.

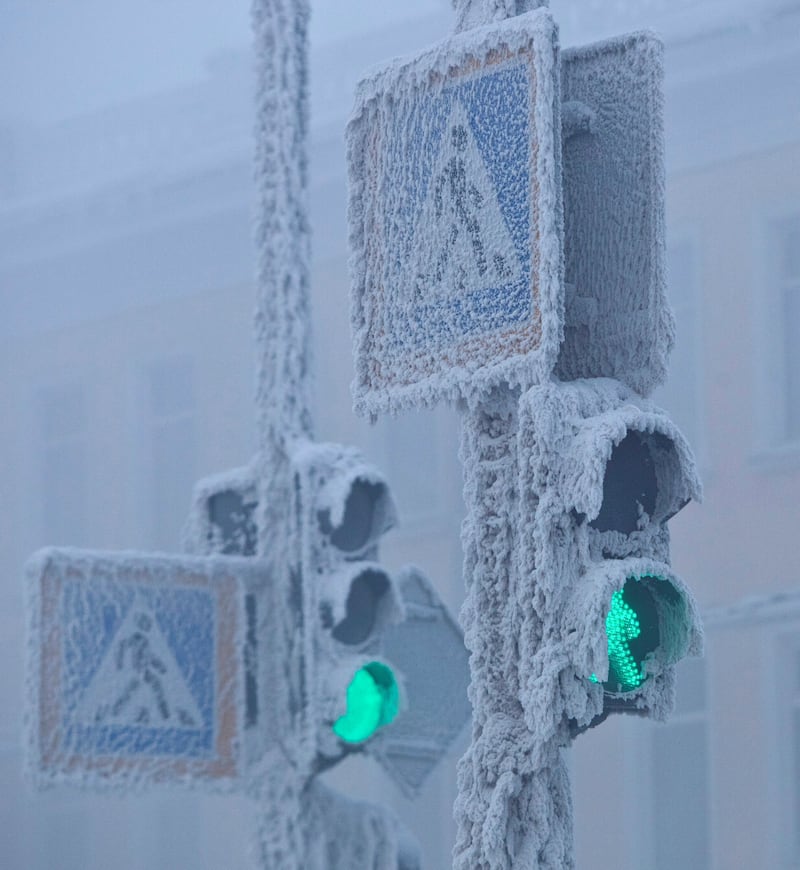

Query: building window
[[775, 216, 800, 443], [38, 383, 88, 545], [144, 357, 197, 552], [654, 239, 702, 460], [650, 655, 710, 869]]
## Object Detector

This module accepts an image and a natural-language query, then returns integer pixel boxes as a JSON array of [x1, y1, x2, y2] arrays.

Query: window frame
[[134, 353, 198, 552], [654, 226, 708, 475], [35, 380, 90, 547], [771, 626, 800, 868], [751, 206, 800, 469]]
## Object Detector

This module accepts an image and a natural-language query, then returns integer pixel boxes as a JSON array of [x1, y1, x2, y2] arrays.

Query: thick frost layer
[[453, 379, 703, 868], [454, 391, 574, 869], [452, 0, 549, 34], [249, 1, 317, 864], [350, 16, 678, 424], [556, 31, 673, 396], [183, 460, 259, 557], [348, 8, 564, 416], [261, 780, 421, 870], [516, 380, 703, 736]]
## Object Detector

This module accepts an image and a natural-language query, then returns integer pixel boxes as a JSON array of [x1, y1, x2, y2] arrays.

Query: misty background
[[1, 0, 799, 867]]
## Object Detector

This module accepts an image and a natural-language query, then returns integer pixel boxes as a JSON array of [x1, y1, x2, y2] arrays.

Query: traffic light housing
[[184, 446, 471, 796], [516, 378, 703, 737], [288, 441, 407, 766], [183, 461, 259, 557]]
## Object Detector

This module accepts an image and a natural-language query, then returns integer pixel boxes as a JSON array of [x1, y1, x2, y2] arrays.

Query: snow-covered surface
[[374, 565, 472, 799], [348, 8, 563, 416], [453, 379, 703, 868], [249, 3, 316, 864], [349, 10, 676, 418], [452, 0, 549, 33], [298, 779, 421, 870]]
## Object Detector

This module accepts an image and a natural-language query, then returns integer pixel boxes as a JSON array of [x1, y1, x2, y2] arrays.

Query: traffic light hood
[[523, 378, 702, 529], [320, 563, 404, 649], [293, 441, 398, 562]]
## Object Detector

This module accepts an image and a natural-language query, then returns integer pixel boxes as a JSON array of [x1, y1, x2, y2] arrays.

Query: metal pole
[[451, 0, 548, 32], [250, 1, 313, 867], [449, 2, 574, 867], [454, 392, 574, 870]]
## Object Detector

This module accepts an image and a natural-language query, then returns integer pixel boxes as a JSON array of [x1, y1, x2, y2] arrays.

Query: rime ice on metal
[[348, 9, 563, 416], [557, 32, 673, 397], [347, 5, 704, 869], [452, 380, 704, 869]]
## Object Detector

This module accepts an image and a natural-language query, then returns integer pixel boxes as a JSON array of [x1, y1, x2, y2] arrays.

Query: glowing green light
[[606, 589, 644, 690], [590, 577, 661, 693], [332, 662, 399, 743]]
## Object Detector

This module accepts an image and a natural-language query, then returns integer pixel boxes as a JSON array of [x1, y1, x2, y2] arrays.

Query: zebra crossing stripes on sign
[[348, 9, 563, 415], [27, 549, 256, 788]]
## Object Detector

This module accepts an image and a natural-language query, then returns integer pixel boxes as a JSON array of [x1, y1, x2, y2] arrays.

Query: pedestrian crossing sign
[[348, 9, 563, 415], [26, 549, 261, 789]]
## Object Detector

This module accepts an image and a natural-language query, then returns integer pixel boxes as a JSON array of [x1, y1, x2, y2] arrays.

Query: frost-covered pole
[[454, 392, 574, 870], [252, 0, 314, 458], [250, 0, 314, 867], [452, 0, 547, 32], [449, 2, 574, 868]]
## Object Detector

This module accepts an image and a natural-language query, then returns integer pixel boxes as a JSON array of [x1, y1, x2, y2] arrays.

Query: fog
[[1, 1, 799, 867]]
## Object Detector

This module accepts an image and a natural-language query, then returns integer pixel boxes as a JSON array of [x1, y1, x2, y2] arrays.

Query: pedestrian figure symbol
[[109, 612, 173, 724], [75, 599, 204, 730], [409, 100, 522, 303]]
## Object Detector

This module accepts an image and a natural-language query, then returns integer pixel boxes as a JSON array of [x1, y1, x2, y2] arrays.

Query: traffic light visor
[[323, 563, 401, 648], [318, 476, 396, 556], [332, 662, 399, 743]]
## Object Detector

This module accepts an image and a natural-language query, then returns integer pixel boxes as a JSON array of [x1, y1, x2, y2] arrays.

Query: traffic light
[[185, 447, 471, 793], [183, 461, 259, 557], [516, 378, 703, 736], [288, 441, 406, 764], [184, 444, 470, 867]]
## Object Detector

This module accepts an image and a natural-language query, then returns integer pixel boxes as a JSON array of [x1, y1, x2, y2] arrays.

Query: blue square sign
[[348, 10, 563, 415], [27, 549, 249, 787]]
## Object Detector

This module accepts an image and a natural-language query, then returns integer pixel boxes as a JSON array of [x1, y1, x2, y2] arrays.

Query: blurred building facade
[[1, 1, 799, 868]]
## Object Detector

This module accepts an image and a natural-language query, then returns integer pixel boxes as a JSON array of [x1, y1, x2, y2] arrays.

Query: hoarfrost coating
[[347, 9, 564, 416], [452, 0, 550, 34], [348, 12, 674, 419], [453, 380, 703, 869]]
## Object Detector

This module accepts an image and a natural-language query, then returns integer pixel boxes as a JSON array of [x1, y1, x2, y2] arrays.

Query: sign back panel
[[348, 9, 563, 415], [26, 549, 262, 790], [375, 567, 471, 798], [557, 32, 673, 397]]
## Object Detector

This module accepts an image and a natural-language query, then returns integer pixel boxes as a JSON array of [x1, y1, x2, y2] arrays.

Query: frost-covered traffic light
[[289, 441, 405, 760], [186, 445, 470, 791], [516, 378, 703, 736], [184, 444, 469, 867]]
